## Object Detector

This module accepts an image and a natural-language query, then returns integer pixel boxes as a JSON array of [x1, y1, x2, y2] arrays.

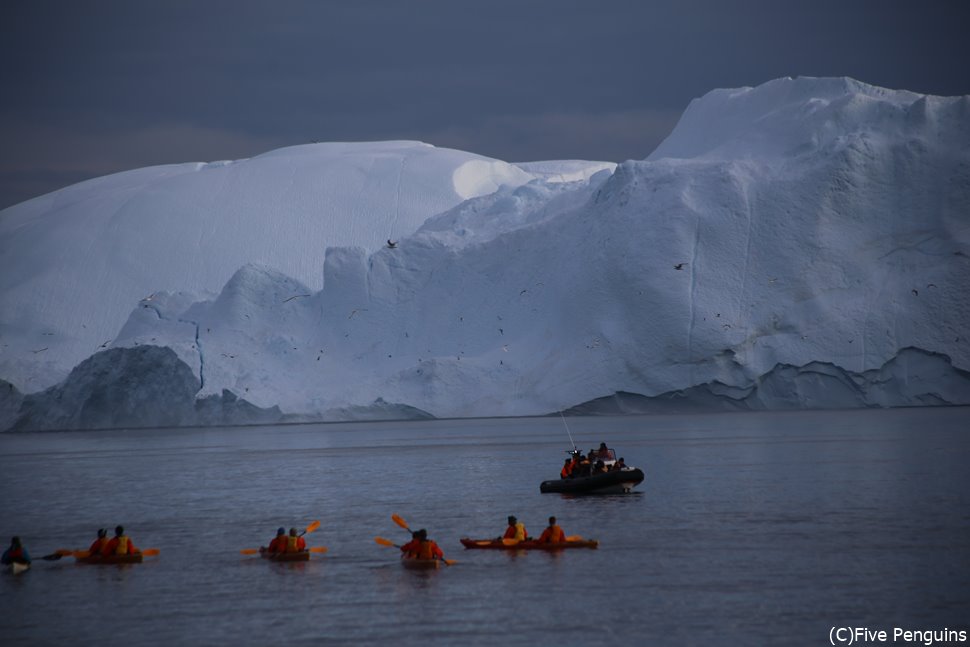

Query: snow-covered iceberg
[[2, 77, 969, 431]]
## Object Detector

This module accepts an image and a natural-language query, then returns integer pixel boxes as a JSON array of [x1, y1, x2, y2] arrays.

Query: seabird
[[386, 239, 398, 249]]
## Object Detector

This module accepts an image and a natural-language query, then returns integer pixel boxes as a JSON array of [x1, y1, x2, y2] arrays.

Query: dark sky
[[1, 0, 968, 209]]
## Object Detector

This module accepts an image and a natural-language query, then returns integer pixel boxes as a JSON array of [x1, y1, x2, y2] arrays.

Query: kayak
[[10, 561, 30, 575], [76, 553, 144, 565], [401, 557, 441, 570], [260, 549, 310, 562], [460, 538, 599, 550], [540, 467, 644, 494]]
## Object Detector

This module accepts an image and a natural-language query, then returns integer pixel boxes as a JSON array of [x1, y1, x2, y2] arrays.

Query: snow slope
[[0, 141, 535, 390], [2, 77, 969, 430]]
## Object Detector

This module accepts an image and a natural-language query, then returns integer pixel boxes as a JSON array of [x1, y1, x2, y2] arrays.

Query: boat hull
[[540, 467, 644, 494], [76, 553, 144, 565], [401, 558, 440, 570], [460, 538, 598, 550], [260, 550, 311, 562]]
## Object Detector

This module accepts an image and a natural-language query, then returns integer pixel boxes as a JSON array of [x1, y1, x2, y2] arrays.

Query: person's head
[[599, 442, 607, 450], [10, 536, 21, 547], [507, 516, 516, 525], [564, 458, 570, 464], [97, 528, 107, 538], [115, 525, 124, 537], [277, 527, 286, 536], [417, 529, 428, 541], [289, 527, 298, 537], [548, 516, 557, 526]]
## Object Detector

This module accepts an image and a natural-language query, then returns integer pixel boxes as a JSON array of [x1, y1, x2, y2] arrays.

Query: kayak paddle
[[391, 514, 410, 533]]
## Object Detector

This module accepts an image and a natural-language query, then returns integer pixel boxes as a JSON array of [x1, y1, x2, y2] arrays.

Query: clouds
[[1, 0, 968, 209]]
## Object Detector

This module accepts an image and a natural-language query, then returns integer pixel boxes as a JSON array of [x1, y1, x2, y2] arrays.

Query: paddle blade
[[240, 548, 259, 555], [72, 550, 92, 559], [375, 536, 397, 548], [55, 549, 75, 556], [141, 548, 160, 557], [391, 514, 409, 531], [308, 546, 328, 554], [442, 558, 456, 566], [304, 520, 321, 535]]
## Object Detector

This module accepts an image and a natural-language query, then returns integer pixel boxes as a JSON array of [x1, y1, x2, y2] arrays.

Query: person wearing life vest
[[501, 516, 528, 542], [88, 528, 108, 555], [284, 527, 306, 553], [265, 527, 287, 553], [102, 525, 138, 556], [400, 530, 422, 558], [560, 458, 573, 479], [414, 529, 443, 561], [2, 536, 31, 565], [537, 516, 566, 544]]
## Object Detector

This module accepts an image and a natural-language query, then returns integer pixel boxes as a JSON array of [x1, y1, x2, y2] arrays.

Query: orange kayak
[[259, 549, 310, 562], [76, 553, 144, 564], [401, 557, 441, 570], [460, 538, 599, 550]]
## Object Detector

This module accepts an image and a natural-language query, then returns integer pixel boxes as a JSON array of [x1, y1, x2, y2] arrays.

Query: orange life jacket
[[285, 535, 304, 552], [416, 540, 441, 560]]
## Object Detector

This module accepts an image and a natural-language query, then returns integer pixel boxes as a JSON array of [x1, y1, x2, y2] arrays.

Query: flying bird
[[674, 263, 688, 270], [386, 239, 398, 249]]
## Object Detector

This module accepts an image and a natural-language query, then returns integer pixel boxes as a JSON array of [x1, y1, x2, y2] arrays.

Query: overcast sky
[[1, 0, 968, 209]]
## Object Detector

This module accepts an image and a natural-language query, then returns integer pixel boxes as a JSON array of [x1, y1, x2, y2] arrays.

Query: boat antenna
[[559, 410, 577, 453]]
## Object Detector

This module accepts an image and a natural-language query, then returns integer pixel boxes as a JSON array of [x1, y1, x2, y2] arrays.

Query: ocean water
[[1, 408, 968, 646]]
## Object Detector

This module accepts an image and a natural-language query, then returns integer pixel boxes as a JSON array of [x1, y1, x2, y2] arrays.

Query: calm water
[[1, 408, 968, 646]]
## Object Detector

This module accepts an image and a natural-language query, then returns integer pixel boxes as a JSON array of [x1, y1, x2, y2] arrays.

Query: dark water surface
[[1, 408, 968, 645]]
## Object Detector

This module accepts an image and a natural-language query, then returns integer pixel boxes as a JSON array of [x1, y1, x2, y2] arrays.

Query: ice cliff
[[2, 77, 969, 431]]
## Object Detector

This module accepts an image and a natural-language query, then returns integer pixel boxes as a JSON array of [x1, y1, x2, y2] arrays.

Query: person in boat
[[400, 530, 422, 558], [102, 525, 138, 556], [402, 529, 443, 561], [1, 536, 31, 565], [593, 459, 607, 474], [537, 517, 566, 544], [501, 516, 528, 542], [567, 451, 582, 477], [596, 442, 611, 459], [88, 528, 108, 555], [264, 527, 287, 554], [284, 527, 306, 553], [614, 457, 626, 470], [560, 458, 573, 479]]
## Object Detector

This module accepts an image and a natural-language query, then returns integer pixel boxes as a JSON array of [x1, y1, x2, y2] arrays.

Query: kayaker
[[537, 517, 566, 544], [1, 536, 31, 565], [284, 527, 306, 553], [88, 528, 108, 555], [501, 516, 528, 542], [102, 525, 138, 556], [264, 527, 287, 553], [400, 530, 422, 558], [413, 529, 444, 561]]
